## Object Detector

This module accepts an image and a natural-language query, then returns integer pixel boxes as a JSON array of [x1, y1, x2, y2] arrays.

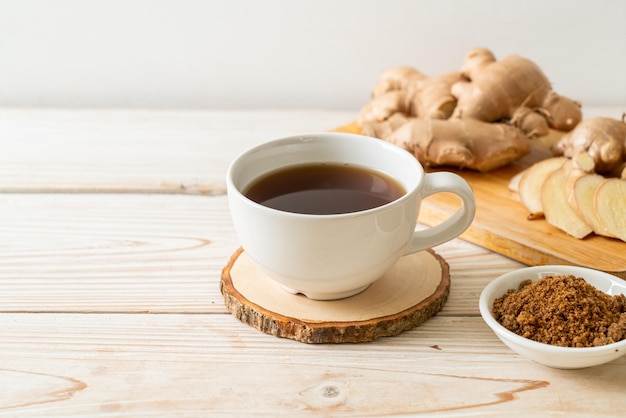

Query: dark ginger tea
[[244, 163, 406, 215]]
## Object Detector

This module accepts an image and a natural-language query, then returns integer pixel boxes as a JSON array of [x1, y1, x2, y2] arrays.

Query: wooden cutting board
[[335, 122, 626, 279]]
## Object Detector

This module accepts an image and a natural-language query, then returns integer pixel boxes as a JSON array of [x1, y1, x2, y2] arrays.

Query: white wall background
[[0, 0, 624, 110]]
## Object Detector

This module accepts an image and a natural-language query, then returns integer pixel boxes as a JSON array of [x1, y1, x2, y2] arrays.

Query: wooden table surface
[[1, 108, 625, 417]]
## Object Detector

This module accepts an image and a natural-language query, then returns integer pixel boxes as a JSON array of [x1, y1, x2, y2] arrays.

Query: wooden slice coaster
[[220, 248, 450, 344]]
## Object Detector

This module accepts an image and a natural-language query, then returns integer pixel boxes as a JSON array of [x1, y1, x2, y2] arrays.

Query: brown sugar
[[492, 274, 626, 347]]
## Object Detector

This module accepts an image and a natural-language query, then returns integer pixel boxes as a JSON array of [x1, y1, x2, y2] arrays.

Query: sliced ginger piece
[[594, 179, 626, 242], [541, 161, 593, 239], [571, 151, 596, 173], [568, 174, 616, 238], [565, 152, 597, 221], [518, 157, 567, 219]]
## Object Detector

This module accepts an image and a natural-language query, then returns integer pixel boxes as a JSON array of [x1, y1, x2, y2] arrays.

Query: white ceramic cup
[[227, 132, 476, 300]]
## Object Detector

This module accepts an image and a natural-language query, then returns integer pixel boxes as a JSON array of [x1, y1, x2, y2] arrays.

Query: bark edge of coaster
[[220, 247, 450, 344]]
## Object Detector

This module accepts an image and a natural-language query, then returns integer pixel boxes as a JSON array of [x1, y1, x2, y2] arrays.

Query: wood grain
[[0, 193, 523, 315], [221, 248, 450, 343], [1, 109, 624, 416], [0, 193, 236, 313], [1, 313, 624, 416], [0, 109, 356, 194]]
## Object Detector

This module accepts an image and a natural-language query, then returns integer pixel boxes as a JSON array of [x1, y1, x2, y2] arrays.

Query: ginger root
[[370, 66, 426, 98], [359, 69, 462, 124], [411, 72, 464, 120], [451, 48, 582, 135], [451, 48, 550, 122], [357, 47, 582, 171], [363, 117, 530, 172], [552, 116, 626, 173], [510, 106, 550, 138], [539, 91, 582, 132]]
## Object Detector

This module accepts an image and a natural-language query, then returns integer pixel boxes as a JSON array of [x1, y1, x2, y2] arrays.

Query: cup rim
[[226, 132, 424, 219]]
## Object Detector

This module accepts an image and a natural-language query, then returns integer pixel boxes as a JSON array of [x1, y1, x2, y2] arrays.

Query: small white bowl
[[479, 265, 626, 369]]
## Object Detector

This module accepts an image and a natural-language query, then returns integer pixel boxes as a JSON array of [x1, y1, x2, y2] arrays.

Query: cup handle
[[404, 172, 476, 255]]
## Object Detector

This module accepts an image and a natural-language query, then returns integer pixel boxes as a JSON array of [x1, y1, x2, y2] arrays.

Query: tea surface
[[244, 163, 405, 215]]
